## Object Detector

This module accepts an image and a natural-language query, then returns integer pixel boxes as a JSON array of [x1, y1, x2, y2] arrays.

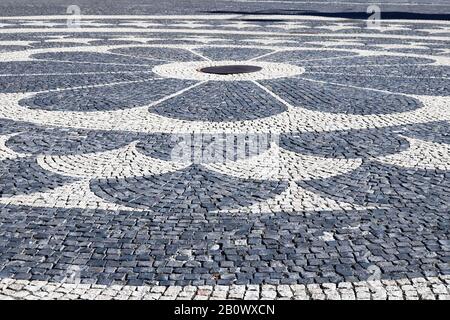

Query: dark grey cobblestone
[[298, 161, 450, 210], [262, 78, 423, 114], [0, 157, 76, 196], [90, 165, 288, 212], [0, 73, 155, 93], [151, 81, 288, 121], [301, 72, 450, 96], [32, 52, 155, 66], [19, 78, 196, 111], [281, 127, 411, 159], [111, 47, 205, 62]]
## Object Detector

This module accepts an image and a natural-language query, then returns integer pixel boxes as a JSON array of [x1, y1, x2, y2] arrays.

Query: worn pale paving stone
[[0, 10, 449, 301], [0, 276, 447, 300]]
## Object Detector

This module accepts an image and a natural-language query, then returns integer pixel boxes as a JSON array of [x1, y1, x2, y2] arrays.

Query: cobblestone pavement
[[0, 3, 449, 300], [1, 0, 450, 16], [1, 276, 449, 300]]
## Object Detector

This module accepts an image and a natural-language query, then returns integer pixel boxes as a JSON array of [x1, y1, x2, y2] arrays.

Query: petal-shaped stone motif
[[90, 165, 289, 212], [31, 51, 153, 66], [280, 127, 410, 159], [197, 47, 273, 61], [302, 68, 450, 96], [264, 49, 359, 64], [111, 47, 205, 62], [298, 161, 450, 209], [19, 78, 197, 111], [150, 81, 288, 121], [261, 78, 423, 115]]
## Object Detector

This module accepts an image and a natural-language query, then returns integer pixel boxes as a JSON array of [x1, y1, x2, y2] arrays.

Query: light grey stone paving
[[0, 276, 448, 300]]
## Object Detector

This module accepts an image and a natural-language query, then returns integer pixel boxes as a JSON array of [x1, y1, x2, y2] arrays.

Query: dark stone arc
[[4, 126, 275, 162], [136, 132, 274, 163], [110, 47, 205, 62], [260, 77, 424, 115], [297, 160, 450, 209], [400, 121, 450, 146], [300, 69, 450, 96], [263, 49, 359, 65], [0, 73, 153, 94], [197, 47, 272, 61], [280, 126, 411, 159], [89, 164, 288, 212], [150, 81, 287, 122], [18, 78, 197, 112], [30, 51, 153, 66], [0, 157, 77, 196]]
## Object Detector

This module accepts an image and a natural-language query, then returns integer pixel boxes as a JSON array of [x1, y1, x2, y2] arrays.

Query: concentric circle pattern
[[0, 12, 449, 297], [153, 60, 305, 81]]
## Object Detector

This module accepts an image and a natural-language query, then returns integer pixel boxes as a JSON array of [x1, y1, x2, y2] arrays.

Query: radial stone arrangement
[[0, 12, 449, 300]]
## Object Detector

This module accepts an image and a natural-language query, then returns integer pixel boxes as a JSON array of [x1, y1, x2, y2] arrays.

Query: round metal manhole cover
[[199, 65, 263, 75]]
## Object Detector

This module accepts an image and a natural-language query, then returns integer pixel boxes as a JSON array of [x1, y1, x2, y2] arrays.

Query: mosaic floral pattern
[[0, 15, 449, 289]]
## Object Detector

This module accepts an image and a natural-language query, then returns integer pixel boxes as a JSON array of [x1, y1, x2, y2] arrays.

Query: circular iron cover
[[199, 65, 263, 75]]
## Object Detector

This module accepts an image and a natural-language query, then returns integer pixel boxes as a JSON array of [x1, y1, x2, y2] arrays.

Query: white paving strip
[[0, 276, 448, 300]]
